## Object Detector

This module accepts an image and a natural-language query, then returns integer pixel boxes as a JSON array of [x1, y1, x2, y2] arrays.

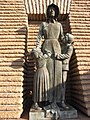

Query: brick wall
[[27, 0, 90, 117], [0, 0, 90, 118], [23, 0, 90, 117], [69, 0, 90, 116], [0, 0, 27, 118]]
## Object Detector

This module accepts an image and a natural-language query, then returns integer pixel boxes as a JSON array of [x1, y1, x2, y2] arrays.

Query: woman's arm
[[60, 23, 65, 42], [55, 45, 73, 60], [36, 23, 43, 48]]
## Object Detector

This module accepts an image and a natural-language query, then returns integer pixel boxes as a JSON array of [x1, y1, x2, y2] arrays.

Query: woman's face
[[48, 7, 55, 18]]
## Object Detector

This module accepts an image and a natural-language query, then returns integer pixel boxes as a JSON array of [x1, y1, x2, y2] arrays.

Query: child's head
[[31, 48, 43, 59], [65, 33, 74, 44]]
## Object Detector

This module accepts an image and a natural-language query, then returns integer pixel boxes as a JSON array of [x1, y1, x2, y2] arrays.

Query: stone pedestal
[[29, 109, 44, 120], [58, 105, 78, 119], [43, 103, 78, 120], [29, 104, 78, 120], [29, 109, 52, 120]]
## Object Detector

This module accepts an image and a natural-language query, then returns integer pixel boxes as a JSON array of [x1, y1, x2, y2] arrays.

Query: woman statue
[[35, 4, 64, 104]]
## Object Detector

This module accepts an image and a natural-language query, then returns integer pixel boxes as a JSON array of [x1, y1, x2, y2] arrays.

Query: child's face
[[65, 35, 68, 42], [65, 35, 71, 44], [34, 52, 39, 58], [63, 38, 68, 45]]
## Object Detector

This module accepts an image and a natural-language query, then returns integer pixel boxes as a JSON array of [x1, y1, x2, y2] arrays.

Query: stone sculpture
[[36, 3, 64, 104], [30, 3, 76, 120], [31, 48, 49, 110], [55, 33, 74, 109]]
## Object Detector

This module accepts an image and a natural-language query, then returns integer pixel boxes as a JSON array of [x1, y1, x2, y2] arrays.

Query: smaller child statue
[[31, 48, 50, 110], [55, 33, 74, 109]]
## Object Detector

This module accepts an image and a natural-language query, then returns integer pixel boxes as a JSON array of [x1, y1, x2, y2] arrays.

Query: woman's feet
[[31, 102, 42, 110], [57, 101, 69, 110]]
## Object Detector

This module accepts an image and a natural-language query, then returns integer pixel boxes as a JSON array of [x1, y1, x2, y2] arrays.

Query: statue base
[[58, 105, 78, 119], [43, 103, 78, 119], [29, 109, 53, 120], [29, 104, 78, 120]]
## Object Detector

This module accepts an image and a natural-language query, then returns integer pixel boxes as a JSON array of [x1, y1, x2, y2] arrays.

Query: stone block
[[0, 66, 24, 72], [0, 111, 22, 119], [43, 103, 77, 119], [0, 49, 25, 54], [0, 98, 23, 105], [0, 82, 23, 86], [0, 86, 23, 93], [0, 93, 23, 98], [29, 109, 45, 120], [0, 76, 24, 82], [58, 105, 78, 119], [0, 0, 27, 119], [0, 105, 22, 111], [0, 71, 24, 76]]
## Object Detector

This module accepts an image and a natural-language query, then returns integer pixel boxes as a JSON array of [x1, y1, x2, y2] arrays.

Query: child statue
[[55, 33, 74, 109], [31, 48, 50, 110]]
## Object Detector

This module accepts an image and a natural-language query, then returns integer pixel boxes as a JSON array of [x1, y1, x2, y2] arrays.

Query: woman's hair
[[46, 3, 59, 19]]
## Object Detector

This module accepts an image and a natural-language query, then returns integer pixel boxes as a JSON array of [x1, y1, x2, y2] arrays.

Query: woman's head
[[46, 4, 59, 19]]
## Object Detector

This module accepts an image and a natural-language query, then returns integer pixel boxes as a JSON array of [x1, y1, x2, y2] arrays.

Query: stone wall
[[0, 0, 90, 119], [0, 0, 27, 118], [69, 0, 90, 116]]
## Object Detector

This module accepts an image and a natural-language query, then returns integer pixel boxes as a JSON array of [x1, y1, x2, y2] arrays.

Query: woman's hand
[[54, 53, 64, 60]]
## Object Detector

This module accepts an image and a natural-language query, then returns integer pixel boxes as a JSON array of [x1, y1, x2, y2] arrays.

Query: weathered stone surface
[[0, 93, 23, 98], [29, 109, 45, 120], [0, 67, 24, 71], [0, 86, 23, 93], [0, 98, 23, 105], [0, 0, 90, 118], [0, 105, 22, 111], [0, 111, 23, 119], [0, 76, 23, 82], [0, 42, 25, 46], [69, 0, 90, 116], [0, 72, 24, 76], [29, 105, 77, 120], [58, 105, 78, 119], [26, 1, 90, 117], [0, 0, 27, 118]]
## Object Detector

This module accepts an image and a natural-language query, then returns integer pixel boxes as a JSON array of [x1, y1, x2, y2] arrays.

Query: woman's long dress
[[36, 21, 64, 102]]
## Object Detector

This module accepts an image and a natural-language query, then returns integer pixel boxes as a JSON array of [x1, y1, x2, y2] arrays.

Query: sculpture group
[[30, 3, 74, 113]]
